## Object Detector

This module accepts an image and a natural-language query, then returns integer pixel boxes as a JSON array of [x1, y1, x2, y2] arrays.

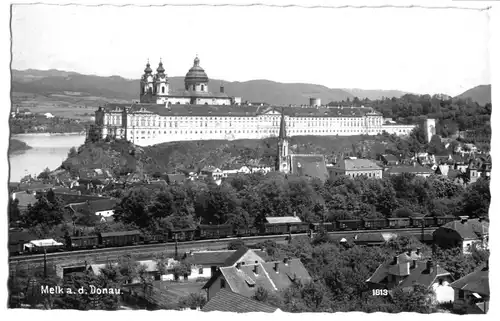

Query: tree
[[9, 198, 21, 224], [178, 293, 207, 310], [37, 167, 51, 180], [24, 193, 65, 227], [392, 284, 437, 313], [227, 239, 246, 250], [113, 188, 153, 228], [461, 178, 490, 218]]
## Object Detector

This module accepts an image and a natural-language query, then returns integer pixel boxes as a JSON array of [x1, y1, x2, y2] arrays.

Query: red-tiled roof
[[386, 165, 434, 175], [188, 250, 237, 266], [217, 263, 277, 297], [449, 265, 489, 296], [437, 219, 489, 240], [102, 103, 379, 118], [367, 258, 449, 289], [12, 191, 37, 208], [201, 289, 278, 313], [189, 249, 267, 267], [331, 159, 382, 171], [262, 259, 312, 290]]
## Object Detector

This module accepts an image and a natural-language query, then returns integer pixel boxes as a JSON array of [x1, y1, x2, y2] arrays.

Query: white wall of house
[[432, 278, 455, 303], [96, 209, 114, 218]]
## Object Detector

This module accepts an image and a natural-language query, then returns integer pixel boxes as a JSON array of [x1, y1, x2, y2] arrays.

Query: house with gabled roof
[[202, 257, 311, 301], [449, 263, 489, 314], [366, 252, 454, 303], [328, 158, 382, 179], [183, 248, 268, 280], [380, 154, 400, 166], [384, 163, 435, 178], [201, 289, 279, 313], [433, 216, 489, 254], [66, 198, 117, 223]]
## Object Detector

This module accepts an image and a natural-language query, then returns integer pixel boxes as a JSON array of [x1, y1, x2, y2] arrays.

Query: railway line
[[9, 226, 436, 269]]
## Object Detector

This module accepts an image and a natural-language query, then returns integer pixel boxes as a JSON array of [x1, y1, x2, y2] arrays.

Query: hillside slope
[[12, 69, 355, 105], [455, 85, 491, 106]]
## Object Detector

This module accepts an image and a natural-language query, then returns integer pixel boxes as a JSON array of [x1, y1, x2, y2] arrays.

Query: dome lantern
[[185, 55, 209, 85]]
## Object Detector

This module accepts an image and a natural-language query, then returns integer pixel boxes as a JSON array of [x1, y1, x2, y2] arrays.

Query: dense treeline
[[329, 94, 491, 139], [10, 114, 89, 134], [107, 172, 490, 234]]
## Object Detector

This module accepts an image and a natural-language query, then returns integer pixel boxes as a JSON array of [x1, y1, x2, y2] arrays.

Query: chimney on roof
[[392, 256, 399, 265], [459, 216, 469, 224], [253, 264, 259, 275], [274, 262, 279, 273], [426, 260, 434, 274], [236, 262, 241, 270]]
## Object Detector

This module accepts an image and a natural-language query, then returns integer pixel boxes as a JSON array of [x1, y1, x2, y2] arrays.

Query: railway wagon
[[337, 219, 363, 231], [234, 226, 258, 237], [263, 223, 288, 235], [289, 222, 310, 234], [168, 228, 196, 242], [410, 217, 438, 228], [99, 230, 141, 247], [435, 216, 456, 226], [141, 233, 167, 244], [69, 235, 100, 249], [310, 222, 337, 233], [197, 225, 233, 239], [388, 218, 411, 228], [363, 218, 388, 229]]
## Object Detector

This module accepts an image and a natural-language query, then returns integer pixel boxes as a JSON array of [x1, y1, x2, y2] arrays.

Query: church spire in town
[[278, 108, 287, 140], [277, 108, 290, 173]]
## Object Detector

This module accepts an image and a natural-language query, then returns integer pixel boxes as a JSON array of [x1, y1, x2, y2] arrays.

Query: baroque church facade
[[93, 56, 418, 147], [139, 56, 239, 106]]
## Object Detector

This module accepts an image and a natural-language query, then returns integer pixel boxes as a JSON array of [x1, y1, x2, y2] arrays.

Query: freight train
[[11, 216, 456, 256]]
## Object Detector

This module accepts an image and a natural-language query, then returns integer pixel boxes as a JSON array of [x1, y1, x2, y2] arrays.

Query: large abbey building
[[93, 56, 418, 147]]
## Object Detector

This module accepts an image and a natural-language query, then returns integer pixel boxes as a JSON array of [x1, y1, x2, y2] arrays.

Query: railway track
[[9, 227, 436, 267]]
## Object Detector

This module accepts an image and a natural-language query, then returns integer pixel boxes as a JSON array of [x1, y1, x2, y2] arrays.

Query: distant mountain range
[[455, 85, 492, 107], [11, 69, 410, 105], [11, 69, 490, 106]]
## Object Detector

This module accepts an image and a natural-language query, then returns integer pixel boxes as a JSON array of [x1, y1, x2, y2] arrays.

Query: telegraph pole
[[43, 247, 47, 279]]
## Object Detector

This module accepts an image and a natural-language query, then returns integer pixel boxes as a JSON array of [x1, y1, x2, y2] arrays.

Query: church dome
[[185, 56, 209, 84], [144, 61, 153, 74], [157, 60, 165, 74]]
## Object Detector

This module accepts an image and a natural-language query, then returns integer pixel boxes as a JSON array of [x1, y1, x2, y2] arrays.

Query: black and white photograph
[[4, 0, 496, 315]]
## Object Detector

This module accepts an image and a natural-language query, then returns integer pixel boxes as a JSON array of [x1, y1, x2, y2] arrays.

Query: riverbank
[[12, 132, 86, 138], [8, 138, 32, 155]]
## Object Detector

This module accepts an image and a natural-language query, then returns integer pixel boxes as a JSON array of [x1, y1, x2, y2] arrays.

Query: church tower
[[277, 110, 290, 173], [140, 60, 155, 103], [155, 59, 169, 104]]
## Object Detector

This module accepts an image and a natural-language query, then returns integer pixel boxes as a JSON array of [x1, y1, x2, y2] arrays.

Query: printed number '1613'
[[372, 289, 388, 296]]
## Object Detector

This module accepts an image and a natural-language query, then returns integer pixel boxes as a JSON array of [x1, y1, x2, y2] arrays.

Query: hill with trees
[[455, 85, 492, 107], [12, 69, 414, 106]]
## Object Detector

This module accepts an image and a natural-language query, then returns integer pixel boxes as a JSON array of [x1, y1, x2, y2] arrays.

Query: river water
[[9, 133, 86, 182]]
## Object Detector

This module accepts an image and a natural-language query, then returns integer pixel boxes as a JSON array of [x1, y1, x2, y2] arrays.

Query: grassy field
[[11, 91, 130, 120]]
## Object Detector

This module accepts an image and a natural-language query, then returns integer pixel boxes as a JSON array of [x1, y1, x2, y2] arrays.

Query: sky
[[10, 3, 491, 96]]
